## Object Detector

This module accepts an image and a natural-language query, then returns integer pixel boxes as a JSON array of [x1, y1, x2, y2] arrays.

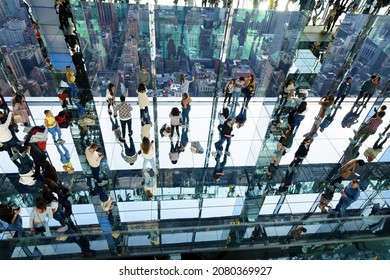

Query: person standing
[[288, 138, 311, 169], [12, 94, 31, 132], [223, 79, 235, 107], [116, 95, 133, 142], [181, 92, 192, 127], [180, 73, 195, 95], [333, 77, 352, 109], [137, 83, 151, 125], [232, 77, 245, 107], [44, 110, 64, 145], [66, 65, 78, 99], [333, 179, 360, 217], [138, 137, 157, 174], [138, 67, 151, 88], [215, 118, 234, 156], [169, 107, 181, 139], [350, 111, 385, 145], [85, 143, 106, 186], [330, 158, 365, 186], [0, 111, 20, 158], [106, 83, 116, 116], [355, 75, 381, 108]]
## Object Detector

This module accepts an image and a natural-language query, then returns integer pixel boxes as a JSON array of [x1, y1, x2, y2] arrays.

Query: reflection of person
[[279, 79, 295, 107], [180, 126, 189, 152], [319, 108, 337, 132], [138, 67, 151, 88], [235, 107, 247, 129], [169, 140, 181, 164], [121, 136, 138, 165], [215, 118, 234, 156], [351, 111, 385, 145], [288, 138, 311, 169], [330, 159, 365, 186], [341, 103, 364, 128], [332, 179, 360, 218], [223, 79, 235, 106], [285, 226, 307, 243], [180, 73, 195, 95], [213, 153, 228, 183], [99, 187, 115, 211], [143, 170, 157, 201], [333, 77, 352, 109], [0, 204, 24, 238], [355, 75, 381, 107], [85, 143, 105, 186], [66, 65, 78, 99], [56, 144, 74, 174]]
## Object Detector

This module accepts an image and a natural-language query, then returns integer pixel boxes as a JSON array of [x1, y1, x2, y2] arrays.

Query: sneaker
[[348, 138, 357, 144], [378, 133, 384, 139], [225, 151, 231, 156], [236, 102, 240, 107], [211, 151, 217, 158], [57, 139, 65, 144], [72, 98, 80, 102], [387, 133, 390, 139], [57, 225, 68, 232], [337, 105, 342, 109], [353, 129, 357, 134], [119, 137, 126, 142]]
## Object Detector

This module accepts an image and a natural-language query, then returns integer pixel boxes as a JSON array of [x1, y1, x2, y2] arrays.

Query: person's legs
[[47, 126, 58, 142], [330, 176, 343, 186], [6, 215, 23, 237], [53, 204, 68, 227], [55, 125, 62, 141], [338, 94, 346, 106], [355, 91, 364, 103], [91, 166, 101, 183], [120, 120, 126, 139], [225, 137, 231, 152], [126, 119, 132, 136]]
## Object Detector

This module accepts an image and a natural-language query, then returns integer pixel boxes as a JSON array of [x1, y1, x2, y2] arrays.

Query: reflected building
[[0, 1, 389, 261]]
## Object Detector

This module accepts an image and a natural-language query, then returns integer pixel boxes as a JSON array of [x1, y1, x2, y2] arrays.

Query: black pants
[[120, 119, 132, 138]]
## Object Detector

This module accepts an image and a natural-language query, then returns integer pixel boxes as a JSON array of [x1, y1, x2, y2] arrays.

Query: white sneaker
[[57, 225, 68, 232], [225, 151, 231, 156], [378, 133, 384, 139]]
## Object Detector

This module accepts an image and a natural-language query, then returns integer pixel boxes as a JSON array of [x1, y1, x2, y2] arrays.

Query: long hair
[[180, 74, 186, 84], [141, 137, 152, 154], [108, 83, 115, 96], [137, 83, 146, 93]]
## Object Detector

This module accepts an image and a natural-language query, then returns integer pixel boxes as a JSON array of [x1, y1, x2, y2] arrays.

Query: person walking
[[116, 95, 133, 142], [330, 158, 365, 186], [333, 77, 352, 109]]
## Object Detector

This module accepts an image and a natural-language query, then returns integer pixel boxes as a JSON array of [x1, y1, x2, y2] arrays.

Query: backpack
[[55, 111, 72, 128]]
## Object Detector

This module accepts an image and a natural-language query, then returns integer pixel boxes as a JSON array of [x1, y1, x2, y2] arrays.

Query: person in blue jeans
[[333, 179, 360, 218], [44, 110, 63, 144], [231, 77, 245, 106], [215, 118, 234, 156], [181, 92, 192, 127], [0, 205, 24, 238]]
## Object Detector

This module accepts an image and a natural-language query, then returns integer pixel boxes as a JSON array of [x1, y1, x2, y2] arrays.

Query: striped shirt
[[364, 118, 383, 132]]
